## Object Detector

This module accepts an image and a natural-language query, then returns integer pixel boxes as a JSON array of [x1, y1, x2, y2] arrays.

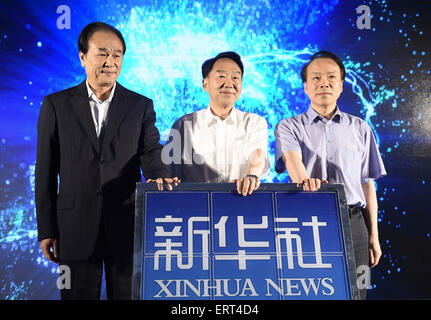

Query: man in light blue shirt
[[275, 51, 386, 299]]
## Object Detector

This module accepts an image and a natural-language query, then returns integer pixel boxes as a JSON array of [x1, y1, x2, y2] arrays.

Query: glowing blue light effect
[[0, 0, 430, 299]]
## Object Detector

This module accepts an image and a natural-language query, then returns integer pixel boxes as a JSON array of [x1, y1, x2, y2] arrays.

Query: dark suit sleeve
[[35, 96, 60, 241], [138, 99, 170, 179]]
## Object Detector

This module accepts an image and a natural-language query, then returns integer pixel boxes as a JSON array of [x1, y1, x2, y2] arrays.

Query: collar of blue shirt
[[306, 105, 343, 125]]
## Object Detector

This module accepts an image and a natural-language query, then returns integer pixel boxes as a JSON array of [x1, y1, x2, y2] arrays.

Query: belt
[[348, 205, 362, 217]]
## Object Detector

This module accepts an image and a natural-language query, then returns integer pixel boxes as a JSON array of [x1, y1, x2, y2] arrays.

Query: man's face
[[203, 58, 242, 109], [304, 57, 343, 109], [79, 30, 124, 89]]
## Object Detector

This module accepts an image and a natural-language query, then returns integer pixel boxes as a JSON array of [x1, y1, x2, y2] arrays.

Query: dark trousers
[[59, 222, 133, 300], [349, 206, 370, 300]]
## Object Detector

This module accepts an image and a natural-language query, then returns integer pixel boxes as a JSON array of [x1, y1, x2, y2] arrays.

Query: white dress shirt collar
[[85, 80, 116, 138], [204, 106, 238, 127], [85, 80, 117, 103]]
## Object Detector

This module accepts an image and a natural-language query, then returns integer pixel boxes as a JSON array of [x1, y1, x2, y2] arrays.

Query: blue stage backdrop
[[0, 0, 430, 299]]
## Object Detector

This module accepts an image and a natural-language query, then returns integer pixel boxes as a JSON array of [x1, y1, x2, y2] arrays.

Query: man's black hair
[[201, 51, 244, 78], [78, 22, 126, 55], [300, 51, 345, 82]]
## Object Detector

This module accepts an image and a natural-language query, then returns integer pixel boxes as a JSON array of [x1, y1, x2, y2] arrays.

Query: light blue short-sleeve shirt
[[275, 106, 387, 207]]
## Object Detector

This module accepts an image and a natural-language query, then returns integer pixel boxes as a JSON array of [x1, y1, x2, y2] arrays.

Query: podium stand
[[132, 183, 359, 300]]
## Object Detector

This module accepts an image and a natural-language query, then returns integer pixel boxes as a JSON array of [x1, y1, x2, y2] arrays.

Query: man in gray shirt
[[275, 51, 386, 299]]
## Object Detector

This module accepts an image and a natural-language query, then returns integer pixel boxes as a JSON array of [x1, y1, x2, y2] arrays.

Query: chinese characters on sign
[[153, 215, 332, 271]]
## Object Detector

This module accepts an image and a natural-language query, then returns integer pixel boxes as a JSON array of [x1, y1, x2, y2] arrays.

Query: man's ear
[[202, 78, 209, 92], [303, 81, 308, 95], [79, 51, 86, 67]]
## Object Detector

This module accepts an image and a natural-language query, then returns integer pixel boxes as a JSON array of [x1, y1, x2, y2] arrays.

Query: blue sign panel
[[132, 183, 359, 300]]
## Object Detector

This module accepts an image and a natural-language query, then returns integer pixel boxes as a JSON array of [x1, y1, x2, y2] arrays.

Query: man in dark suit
[[35, 22, 178, 300]]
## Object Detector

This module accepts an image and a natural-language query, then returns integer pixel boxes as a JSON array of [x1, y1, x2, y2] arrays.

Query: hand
[[40, 238, 59, 263], [233, 175, 261, 196], [369, 233, 382, 268], [297, 178, 328, 191], [146, 177, 180, 191]]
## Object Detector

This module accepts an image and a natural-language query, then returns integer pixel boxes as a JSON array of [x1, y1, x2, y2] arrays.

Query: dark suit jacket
[[35, 80, 169, 260]]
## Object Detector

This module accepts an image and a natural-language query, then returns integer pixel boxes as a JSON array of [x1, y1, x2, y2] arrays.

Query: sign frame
[[132, 183, 360, 300]]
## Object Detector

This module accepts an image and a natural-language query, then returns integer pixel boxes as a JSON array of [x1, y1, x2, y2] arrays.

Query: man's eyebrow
[[310, 71, 337, 74], [215, 69, 241, 74], [97, 48, 123, 53]]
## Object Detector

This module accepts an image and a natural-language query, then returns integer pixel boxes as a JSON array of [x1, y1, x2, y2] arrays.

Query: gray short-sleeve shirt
[[275, 106, 386, 207]]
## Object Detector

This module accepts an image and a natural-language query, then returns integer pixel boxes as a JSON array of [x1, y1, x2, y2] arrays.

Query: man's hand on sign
[[297, 178, 328, 191]]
